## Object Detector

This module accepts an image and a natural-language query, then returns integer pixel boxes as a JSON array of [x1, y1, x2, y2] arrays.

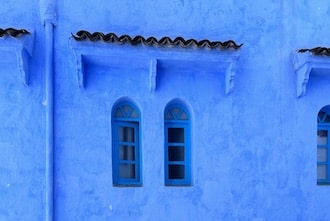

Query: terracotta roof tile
[[0, 28, 30, 38], [72, 30, 242, 50], [298, 47, 330, 56]]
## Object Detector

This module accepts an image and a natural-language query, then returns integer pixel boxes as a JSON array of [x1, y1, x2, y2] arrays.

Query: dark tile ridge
[[298, 47, 330, 56], [72, 30, 242, 50], [0, 28, 30, 38]]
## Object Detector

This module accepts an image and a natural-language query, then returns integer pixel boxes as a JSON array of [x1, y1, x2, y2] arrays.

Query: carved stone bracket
[[293, 52, 330, 97], [149, 59, 158, 92], [70, 39, 240, 94], [0, 33, 34, 85]]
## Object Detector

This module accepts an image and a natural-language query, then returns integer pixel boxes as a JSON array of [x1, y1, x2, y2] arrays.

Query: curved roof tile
[[0, 28, 30, 38], [72, 30, 242, 50], [298, 47, 330, 56]]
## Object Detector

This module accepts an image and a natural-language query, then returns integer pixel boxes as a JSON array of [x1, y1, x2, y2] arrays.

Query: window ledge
[[70, 36, 240, 95], [293, 51, 330, 97], [0, 31, 34, 85], [317, 180, 330, 185]]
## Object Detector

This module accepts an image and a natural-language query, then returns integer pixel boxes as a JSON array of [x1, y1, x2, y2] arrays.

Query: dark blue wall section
[[1, 0, 330, 220]]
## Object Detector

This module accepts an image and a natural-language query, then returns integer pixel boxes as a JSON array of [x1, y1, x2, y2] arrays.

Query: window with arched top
[[112, 102, 142, 186], [317, 106, 330, 185], [164, 103, 191, 186]]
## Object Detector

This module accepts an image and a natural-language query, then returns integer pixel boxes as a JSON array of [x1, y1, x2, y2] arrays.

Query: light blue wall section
[[2, 0, 330, 220], [0, 1, 45, 220]]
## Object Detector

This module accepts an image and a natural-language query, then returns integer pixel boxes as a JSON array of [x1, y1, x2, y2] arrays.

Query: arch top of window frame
[[318, 106, 330, 124], [113, 102, 140, 121], [164, 104, 190, 121]]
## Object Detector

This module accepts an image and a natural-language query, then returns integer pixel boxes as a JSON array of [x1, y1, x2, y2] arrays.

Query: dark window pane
[[114, 108, 123, 118], [318, 111, 325, 122], [130, 109, 139, 118], [168, 128, 184, 143], [168, 146, 184, 161], [317, 148, 327, 162], [119, 126, 135, 142], [318, 130, 328, 145], [317, 165, 327, 180], [119, 145, 135, 160], [171, 107, 181, 117], [165, 111, 174, 120], [325, 114, 330, 123], [122, 105, 131, 116], [179, 111, 188, 120], [119, 163, 135, 179], [169, 165, 185, 179]]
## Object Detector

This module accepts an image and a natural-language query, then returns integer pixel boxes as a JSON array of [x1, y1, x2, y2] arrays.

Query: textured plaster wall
[[2, 0, 330, 220], [0, 1, 45, 220]]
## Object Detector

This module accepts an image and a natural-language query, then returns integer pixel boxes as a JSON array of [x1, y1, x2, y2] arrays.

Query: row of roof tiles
[[72, 30, 242, 50], [0, 28, 30, 37], [1, 28, 330, 55]]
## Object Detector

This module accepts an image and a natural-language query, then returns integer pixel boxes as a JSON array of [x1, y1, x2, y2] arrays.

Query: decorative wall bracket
[[293, 52, 330, 97], [70, 38, 240, 94], [0, 32, 34, 85]]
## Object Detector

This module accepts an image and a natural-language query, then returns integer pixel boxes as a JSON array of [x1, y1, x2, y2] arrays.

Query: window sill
[[113, 183, 143, 187], [317, 180, 330, 185]]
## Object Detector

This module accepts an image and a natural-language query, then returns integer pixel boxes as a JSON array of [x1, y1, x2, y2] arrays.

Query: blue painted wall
[[1, 0, 330, 220]]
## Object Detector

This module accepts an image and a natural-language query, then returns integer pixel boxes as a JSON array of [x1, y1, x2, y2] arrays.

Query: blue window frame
[[317, 106, 330, 185], [164, 103, 191, 186], [112, 102, 142, 186]]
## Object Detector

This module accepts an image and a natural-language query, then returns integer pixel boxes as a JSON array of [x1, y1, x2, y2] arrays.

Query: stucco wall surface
[[0, 1, 45, 220], [2, 0, 330, 220]]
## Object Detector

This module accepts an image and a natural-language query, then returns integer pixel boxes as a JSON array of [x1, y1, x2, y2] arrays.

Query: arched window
[[317, 106, 330, 184], [112, 101, 142, 186], [164, 102, 191, 186]]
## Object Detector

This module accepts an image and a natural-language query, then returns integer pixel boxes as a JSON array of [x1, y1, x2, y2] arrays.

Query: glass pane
[[168, 128, 184, 143], [165, 111, 174, 120], [169, 165, 185, 179], [119, 163, 135, 179], [122, 105, 131, 116], [130, 109, 139, 118], [179, 111, 188, 120], [317, 130, 328, 145], [317, 165, 327, 179], [171, 107, 181, 117], [119, 145, 135, 160], [317, 148, 327, 162], [318, 111, 326, 122], [114, 108, 123, 118], [119, 126, 135, 142], [168, 146, 184, 161], [325, 114, 330, 123]]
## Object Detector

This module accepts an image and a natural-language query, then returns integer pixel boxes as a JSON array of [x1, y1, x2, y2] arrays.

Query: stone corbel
[[72, 51, 85, 88], [225, 61, 237, 95], [293, 52, 330, 97], [149, 59, 158, 92], [0, 32, 34, 85]]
